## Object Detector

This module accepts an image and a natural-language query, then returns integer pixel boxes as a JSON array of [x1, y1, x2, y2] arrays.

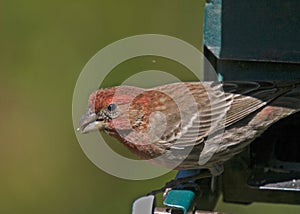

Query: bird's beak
[[77, 108, 104, 134]]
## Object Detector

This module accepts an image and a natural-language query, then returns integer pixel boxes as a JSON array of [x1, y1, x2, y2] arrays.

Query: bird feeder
[[203, 0, 300, 208]]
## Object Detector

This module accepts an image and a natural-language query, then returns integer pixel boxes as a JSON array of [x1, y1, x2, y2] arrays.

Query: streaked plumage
[[78, 80, 300, 175]]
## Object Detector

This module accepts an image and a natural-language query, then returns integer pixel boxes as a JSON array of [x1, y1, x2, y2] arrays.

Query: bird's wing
[[156, 81, 296, 149]]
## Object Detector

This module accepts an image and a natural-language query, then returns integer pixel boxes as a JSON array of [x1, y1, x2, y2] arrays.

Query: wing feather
[[154, 81, 296, 149]]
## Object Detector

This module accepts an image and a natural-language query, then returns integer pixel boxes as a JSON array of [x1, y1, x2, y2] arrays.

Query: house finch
[[78, 80, 300, 176]]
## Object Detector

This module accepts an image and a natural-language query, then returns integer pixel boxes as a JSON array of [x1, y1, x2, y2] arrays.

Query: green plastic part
[[163, 190, 195, 214]]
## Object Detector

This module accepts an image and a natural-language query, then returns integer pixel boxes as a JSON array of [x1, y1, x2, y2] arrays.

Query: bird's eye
[[107, 103, 117, 112]]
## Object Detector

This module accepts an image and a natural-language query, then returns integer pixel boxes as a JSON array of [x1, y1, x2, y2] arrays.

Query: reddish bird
[[78, 80, 300, 176]]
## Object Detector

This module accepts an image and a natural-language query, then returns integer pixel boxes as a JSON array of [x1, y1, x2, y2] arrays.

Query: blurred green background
[[1, 0, 300, 213]]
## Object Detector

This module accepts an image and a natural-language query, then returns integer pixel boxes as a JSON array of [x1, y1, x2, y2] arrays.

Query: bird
[[77, 80, 300, 177]]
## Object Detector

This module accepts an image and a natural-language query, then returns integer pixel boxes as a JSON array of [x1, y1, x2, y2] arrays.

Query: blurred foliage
[[0, 0, 299, 213]]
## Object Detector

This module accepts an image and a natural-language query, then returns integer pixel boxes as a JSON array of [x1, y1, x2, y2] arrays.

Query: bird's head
[[77, 85, 153, 135]]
